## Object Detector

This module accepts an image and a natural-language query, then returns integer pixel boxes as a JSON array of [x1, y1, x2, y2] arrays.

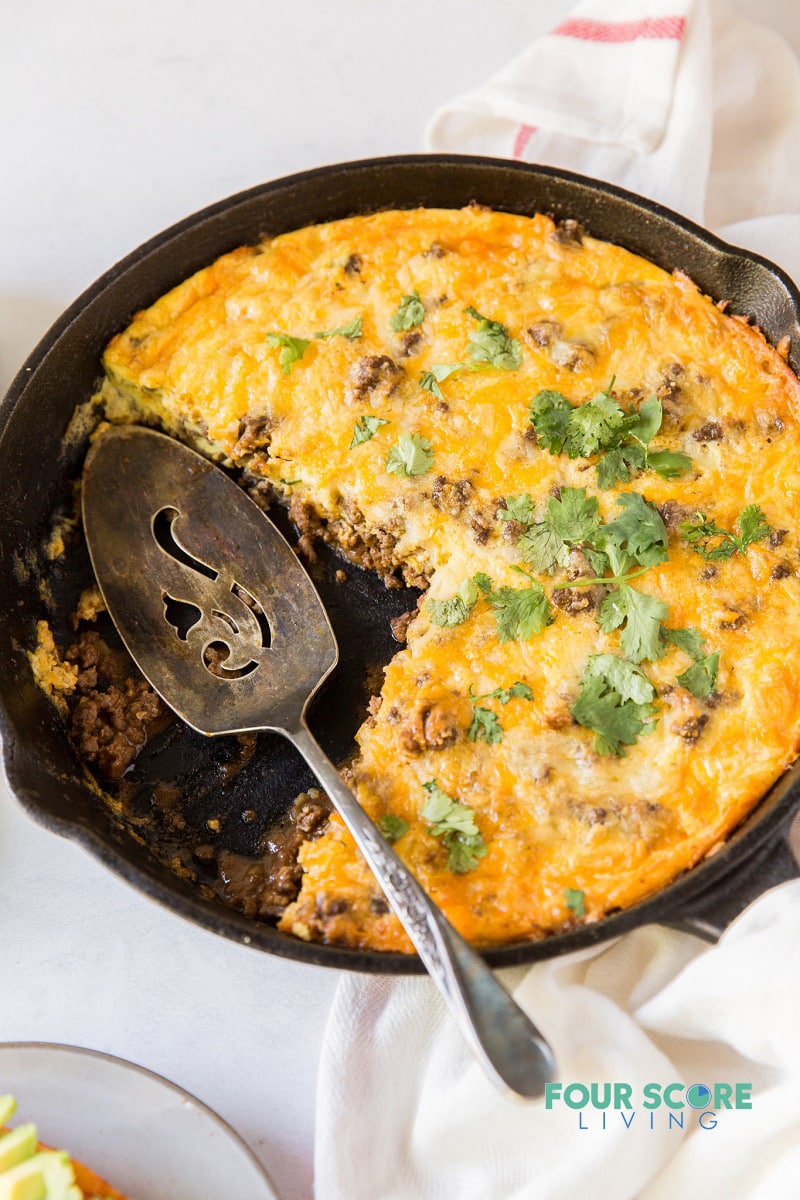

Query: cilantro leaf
[[485, 680, 534, 704], [464, 306, 522, 370], [391, 290, 425, 332], [530, 386, 692, 485], [681, 505, 772, 560], [663, 626, 704, 660], [581, 653, 656, 704], [529, 389, 573, 453], [646, 449, 694, 480], [625, 395, 662, 446], [565, 390, 628, 459], [473, 571, 493, 594], [498, 493, 536, 524], [419, 362, 466, 399], [386, 432, 434, 477], [265, 332, 310, 375], [350, 415, 389, 447], [518, 487, 601, 574], [599, 584, 668, 663], [565, 888, 586, 919], [602, 493, 668, 568], [596, 443, 647, 489], [378, 814, 409, 843], [677, 652, 719, 698], [314, 315, 363, 340], [422, 780, 488, 873], [572, 657, 658, 756], [467, 706, 504, 745], [426, 577, 479, 627], [737, 504, 772, 550], [485, 578, 554, 642]]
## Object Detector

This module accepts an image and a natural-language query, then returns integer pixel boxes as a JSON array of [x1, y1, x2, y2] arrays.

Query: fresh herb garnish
[[466, 680, 534, 745], [680, 504, 772, 561], [419, 362, 467, 400], [385, 432, 434, 477], [565, 888, 586, 918], [662, 626, 705, 660], [427, 577, 479, 627], [463, 305, 522, 371], [497, 493, 536, 524], [265, 332, 310, 375], [662, 627, 720, 697], [391, 290, 426, 332], [485, 567, 554, 642], [571, 654, 658, 756], [598, 585, 669, 664], [467, 707, 504, 745], [529, 386, 692, 485], [422, 780, 488, 873], [280, 477, 302, 486], [676, 652, 720, 698], [471, 681, 534, 705], [378, 814, 410, 844], [517, 487, 601, 574], [314, 315, 363, 340], [350, 415, 389, 447]]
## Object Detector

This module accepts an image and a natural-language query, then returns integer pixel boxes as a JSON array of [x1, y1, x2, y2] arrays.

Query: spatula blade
[[82, 425, 338, 736]]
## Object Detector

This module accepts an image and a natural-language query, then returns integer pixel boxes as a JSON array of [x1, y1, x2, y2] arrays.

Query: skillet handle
[[289, 718, 556, 1100], [669, 831, 799, 943]]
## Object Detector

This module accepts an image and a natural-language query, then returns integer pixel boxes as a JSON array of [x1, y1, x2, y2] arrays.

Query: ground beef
[[693, 421, 723, 442], [769, 529, 788, 548], [65, 631, 167, 780], [431, 475, 473, 515], [343, 253, 362, 275], [230, 414, 273, 461], [348, 354, 402, 401], [526, 319, 561, 348], [217, 791, 330, 920], [399, 330, 423, 357], [552, 549, 604, 613], [550, 341, 595, 372], [771, 562, 793, 580], [672, 714, 709, 742], [390, 609, 416, 644], [551, 218, 584, 245], [399, 703, 461, 754], [423, 242, 447, 258], [658, 499, 693, 529]]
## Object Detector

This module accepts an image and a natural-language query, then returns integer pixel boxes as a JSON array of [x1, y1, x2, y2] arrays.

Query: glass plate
[[0, 1042, 279, 1199]]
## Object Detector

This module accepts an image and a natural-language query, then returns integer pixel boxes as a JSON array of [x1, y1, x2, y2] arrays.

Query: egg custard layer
[[100, 207, 800, 951]]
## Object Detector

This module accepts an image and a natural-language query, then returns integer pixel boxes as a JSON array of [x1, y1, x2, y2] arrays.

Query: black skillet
[[1, 154, 798, 974]]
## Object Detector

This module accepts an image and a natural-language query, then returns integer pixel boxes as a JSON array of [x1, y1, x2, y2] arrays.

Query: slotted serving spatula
[[82, 424, 556, 1098]]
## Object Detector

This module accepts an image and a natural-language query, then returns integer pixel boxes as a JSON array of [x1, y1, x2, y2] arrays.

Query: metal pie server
[[82, 424, 556, 1099]]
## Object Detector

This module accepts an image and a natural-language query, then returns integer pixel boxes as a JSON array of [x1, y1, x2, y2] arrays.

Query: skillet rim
[[1, 151, 799, 974]]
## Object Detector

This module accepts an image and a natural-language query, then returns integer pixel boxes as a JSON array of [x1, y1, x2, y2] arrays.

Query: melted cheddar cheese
[[100, 207, 800, 951]]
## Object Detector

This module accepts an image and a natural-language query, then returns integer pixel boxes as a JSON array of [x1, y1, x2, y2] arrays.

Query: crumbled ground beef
[[399, 702, 461, 754], [65, 631, 167, 780], [693, 421, 723, 442], [217, 791, 330, 919]]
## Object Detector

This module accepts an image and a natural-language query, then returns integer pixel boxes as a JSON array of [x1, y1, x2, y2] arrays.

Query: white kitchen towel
[[315, 3, 800, 1198]]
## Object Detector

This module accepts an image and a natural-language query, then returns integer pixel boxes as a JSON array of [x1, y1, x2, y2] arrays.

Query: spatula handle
[[289, 720, 556, 1099]]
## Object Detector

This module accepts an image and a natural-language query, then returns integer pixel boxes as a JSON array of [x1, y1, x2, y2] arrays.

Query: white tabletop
[[2, 3, 799, 1198]]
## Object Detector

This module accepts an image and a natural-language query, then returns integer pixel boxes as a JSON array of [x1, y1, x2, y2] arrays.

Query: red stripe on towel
[[554, 16, 686, 42], [512, 124, 537, 159]]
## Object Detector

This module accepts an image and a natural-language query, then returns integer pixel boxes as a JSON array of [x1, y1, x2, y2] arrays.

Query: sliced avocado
[[0, 1099, 16, 1128], [0, 1128, 38, 1174], [0, 1150, 81, 1200]]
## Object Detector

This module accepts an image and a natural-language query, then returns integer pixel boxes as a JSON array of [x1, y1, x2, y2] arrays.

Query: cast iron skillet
[[1, 155, 799, 974]]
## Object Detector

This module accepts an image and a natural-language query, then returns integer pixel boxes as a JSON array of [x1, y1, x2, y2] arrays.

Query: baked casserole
[[42, 206, 800, 952]]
